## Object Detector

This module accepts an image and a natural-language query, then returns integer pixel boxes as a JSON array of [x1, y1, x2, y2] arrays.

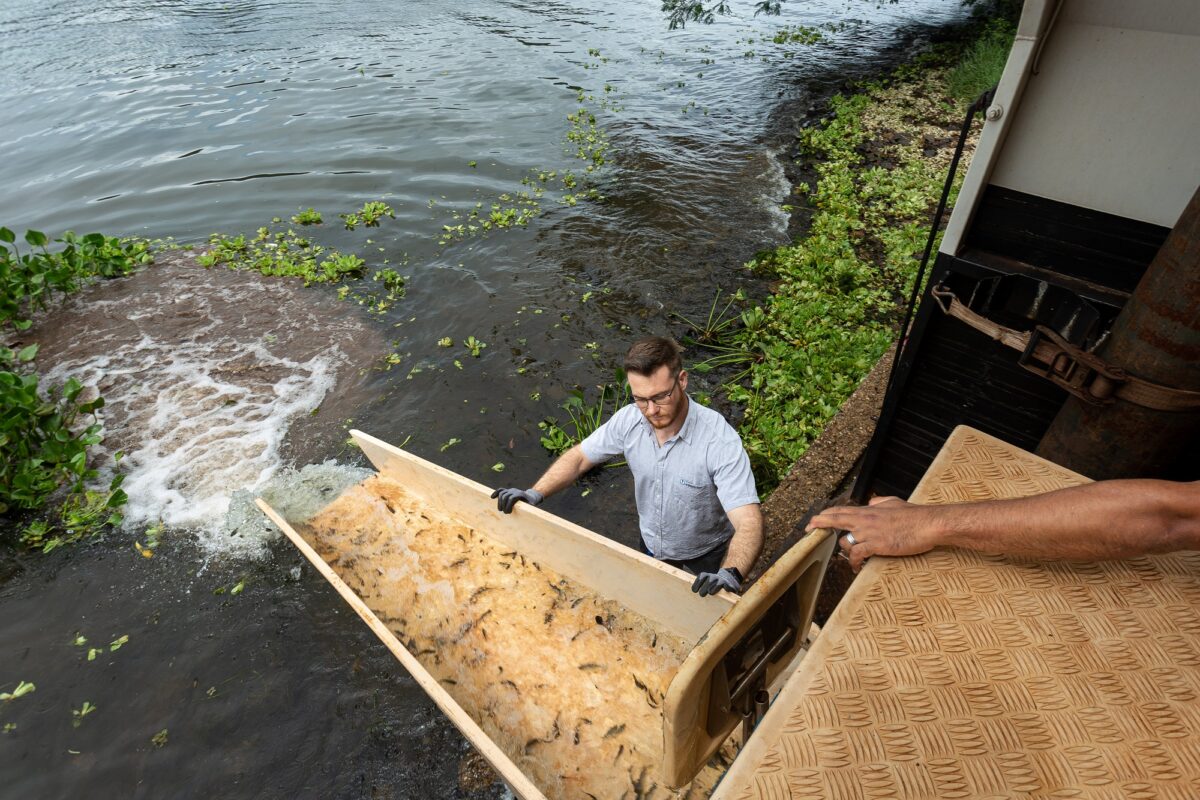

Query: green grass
[[945, 22, 1015, 101]]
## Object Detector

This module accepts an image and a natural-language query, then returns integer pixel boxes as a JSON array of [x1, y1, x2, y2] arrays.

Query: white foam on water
[[35, 257, 383, 559], [756, 142, 794, 236], [45, 334, 342, 553]]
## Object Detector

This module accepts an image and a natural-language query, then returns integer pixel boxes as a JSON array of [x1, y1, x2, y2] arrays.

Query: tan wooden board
[[715, 425, 1200, 799], [352, 429, 733, 643]]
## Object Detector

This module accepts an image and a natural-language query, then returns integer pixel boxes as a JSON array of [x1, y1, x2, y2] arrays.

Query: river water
[[0, 0, 967, 796]]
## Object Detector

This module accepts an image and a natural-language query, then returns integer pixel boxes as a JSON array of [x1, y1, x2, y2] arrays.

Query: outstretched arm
[[492, 444, 597, 513], [692, 503, 763, 597], [807, 479, 1200, 571], [531, 444, 596, 499], [721, 503, 763, 577]]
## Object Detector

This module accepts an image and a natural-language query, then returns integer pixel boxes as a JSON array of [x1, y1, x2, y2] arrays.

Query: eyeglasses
[[632, 373, 680, 408]]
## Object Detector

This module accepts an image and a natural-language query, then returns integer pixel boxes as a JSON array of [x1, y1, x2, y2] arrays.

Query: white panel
[[989, 0, 1200, 227]]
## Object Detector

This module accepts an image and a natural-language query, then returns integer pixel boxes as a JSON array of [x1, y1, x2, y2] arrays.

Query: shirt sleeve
[[579, 405, 632, 465], [711, 430, 760, 512]]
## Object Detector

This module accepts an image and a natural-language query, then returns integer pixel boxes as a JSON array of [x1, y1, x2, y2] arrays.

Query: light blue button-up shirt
[[580, 397, 759, 560]]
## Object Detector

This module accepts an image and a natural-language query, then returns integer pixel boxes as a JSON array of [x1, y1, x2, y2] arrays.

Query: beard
[[642, 398, 685, 429]]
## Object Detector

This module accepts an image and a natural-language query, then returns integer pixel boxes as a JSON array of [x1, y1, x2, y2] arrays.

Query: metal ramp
[[714, 425, 1200, 799]]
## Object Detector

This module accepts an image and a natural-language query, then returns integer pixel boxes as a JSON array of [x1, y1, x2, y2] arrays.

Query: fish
[[603, 723, 626, 739], [629, 766, 652, 799], [523, 715, 561, 754], [632, 674, 658, 708], [577, 663, 604, 672], [448, 557, 468, 568], [468, 586, 493, 603]]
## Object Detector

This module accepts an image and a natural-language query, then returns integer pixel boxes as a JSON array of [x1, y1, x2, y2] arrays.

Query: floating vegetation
[[0, 680, 35, 702], [71, 701, 97, 727], [197, 226, 363, 286], [290, 208, 323, 226], [1, 228, 151, 331], [463, 336, 486, 358], [151, 728, 169, 748], [435, 59, 617, 249], [196, 203, 408, 319], [538, 369, 630, 462], [1, 227, 145, 552], [340, 201, 395, 231], [721, 27, 999, 492]]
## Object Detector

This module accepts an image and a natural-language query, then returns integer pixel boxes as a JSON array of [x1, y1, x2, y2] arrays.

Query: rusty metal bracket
[[1018, 325, 1128, 406], [931, 284, 1200, 412]]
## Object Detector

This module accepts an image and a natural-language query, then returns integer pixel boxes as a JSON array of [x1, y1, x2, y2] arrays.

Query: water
[[0, 0, 969, 796]]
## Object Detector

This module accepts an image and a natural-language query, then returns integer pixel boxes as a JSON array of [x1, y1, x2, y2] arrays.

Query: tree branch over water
[[662, 1, 780, 29], [661, 0, 1009, 30]]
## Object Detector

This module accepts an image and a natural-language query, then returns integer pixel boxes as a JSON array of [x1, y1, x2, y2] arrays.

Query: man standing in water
[[492, 335, 762, 597]]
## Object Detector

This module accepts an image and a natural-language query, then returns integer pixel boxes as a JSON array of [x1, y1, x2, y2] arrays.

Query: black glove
[[490, 487, 544, 514], [691, 566, 743, 597]]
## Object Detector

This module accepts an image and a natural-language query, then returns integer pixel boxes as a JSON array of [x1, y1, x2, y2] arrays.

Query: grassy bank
[[722, 20, 1015, 492]]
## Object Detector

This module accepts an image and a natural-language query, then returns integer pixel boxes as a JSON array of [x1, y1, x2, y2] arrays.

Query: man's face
[[628, 364, 688, 429]]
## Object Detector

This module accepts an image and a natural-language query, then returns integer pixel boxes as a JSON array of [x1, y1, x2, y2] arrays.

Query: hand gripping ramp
[[714, 426, 1200, 800]]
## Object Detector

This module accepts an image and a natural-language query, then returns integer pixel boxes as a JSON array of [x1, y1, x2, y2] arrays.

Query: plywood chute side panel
[[350, 430, 732, 644], [255, 498, 547, 800], [661, 528, 836, 788]]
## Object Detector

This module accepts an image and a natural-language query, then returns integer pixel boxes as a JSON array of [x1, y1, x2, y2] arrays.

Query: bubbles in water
[[29, 253, 386, 557], [52, 336, 340, 531]]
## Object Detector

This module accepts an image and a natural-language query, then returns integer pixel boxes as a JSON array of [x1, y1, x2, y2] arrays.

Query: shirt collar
[[674, 395, 695, 442]]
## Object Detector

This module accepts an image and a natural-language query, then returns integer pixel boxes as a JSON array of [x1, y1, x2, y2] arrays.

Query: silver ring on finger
[[843, 532, 857, 547]]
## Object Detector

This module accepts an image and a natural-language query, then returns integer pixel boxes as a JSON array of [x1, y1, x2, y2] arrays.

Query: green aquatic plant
[[71, 701, 97, 727], [671, 288, 744, 346], [290, 208, 323, 225], [2, 343, 127, 548], [721, 32, 993, 492], [198, 226, 369, 287], [538, 370, 631, 463], [341, 201, 395, 230], [0, 232, 130, 550], [1, 228, 150, 331], [0, 681, 35, 702], [463, 336, 487, 357]]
